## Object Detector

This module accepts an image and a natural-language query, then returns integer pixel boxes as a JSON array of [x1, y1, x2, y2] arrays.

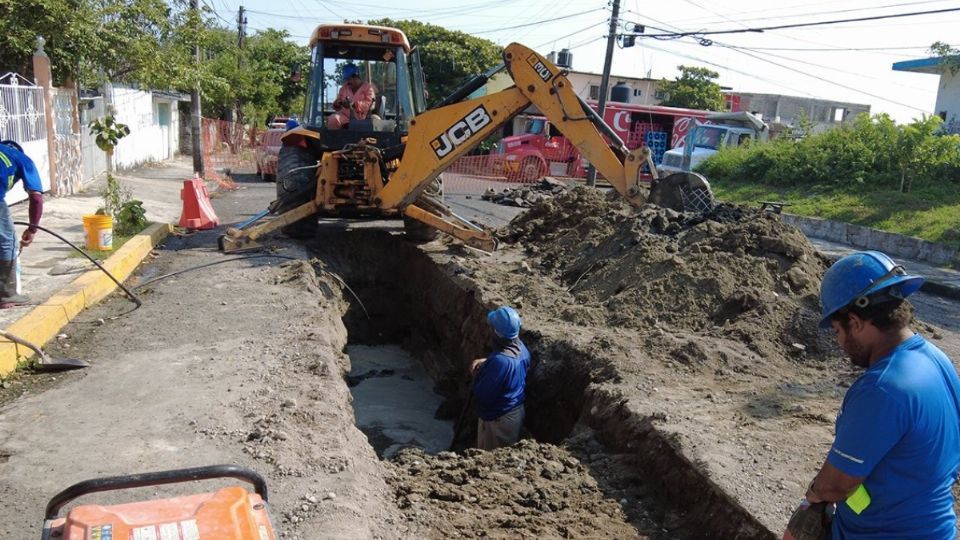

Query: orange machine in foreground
[[42, 465, 276, 540]]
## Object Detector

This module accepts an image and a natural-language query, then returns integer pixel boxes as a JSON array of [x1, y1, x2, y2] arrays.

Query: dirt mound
[[387, 439, 642, 539], [501, 187, 834, 361]]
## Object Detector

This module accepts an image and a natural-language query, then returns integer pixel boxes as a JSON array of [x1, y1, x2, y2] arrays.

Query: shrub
[[697, 113, 960, 190]]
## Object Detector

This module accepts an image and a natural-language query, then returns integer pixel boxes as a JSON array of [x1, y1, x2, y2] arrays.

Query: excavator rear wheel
[[275, 145, 319, 238], [648, 172, 715, 213]]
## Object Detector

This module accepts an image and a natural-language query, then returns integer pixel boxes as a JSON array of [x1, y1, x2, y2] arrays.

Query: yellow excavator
[[218, 23, 713, 253]]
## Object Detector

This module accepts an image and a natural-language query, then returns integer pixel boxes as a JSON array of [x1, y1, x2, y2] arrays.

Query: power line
[[471, 8, 602, 34], [675, 0, 956, 27], [735, 44, 959, 52], [641, 6, 960, 39], [534, 20, 608, 50]]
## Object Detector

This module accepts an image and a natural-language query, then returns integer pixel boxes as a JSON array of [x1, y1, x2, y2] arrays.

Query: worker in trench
[[784, 251, 960, 540], [0, 141, 44, 307], [470, 306, 531, 450]]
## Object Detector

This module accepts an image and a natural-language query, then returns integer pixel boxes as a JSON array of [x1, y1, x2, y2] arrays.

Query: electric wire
[[471, 8, 603, 34], [641, 6, 960, 39], [677, 0, 956, 27]]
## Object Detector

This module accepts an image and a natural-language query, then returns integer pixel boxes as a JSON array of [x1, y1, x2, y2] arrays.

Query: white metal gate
[[53, 88, 83, 195], [0, 73, 50, 203]]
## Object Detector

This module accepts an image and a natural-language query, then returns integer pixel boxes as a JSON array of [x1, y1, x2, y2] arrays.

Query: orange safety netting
[[201, 118, 262, 190]]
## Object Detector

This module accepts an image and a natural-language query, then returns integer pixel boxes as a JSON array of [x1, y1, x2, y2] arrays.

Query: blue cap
[[285, 118, 299, 130], [488, 306, 521, 339], [342, 64, 359, 80], [819, 250, 924, 328]]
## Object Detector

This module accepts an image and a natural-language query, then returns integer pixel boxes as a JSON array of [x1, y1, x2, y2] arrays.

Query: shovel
[[0, 330, 89, 371]]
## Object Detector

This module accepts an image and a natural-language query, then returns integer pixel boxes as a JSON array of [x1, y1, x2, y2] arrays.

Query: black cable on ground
[[14, 221, 143, 308], [132, 254, 299, 290]]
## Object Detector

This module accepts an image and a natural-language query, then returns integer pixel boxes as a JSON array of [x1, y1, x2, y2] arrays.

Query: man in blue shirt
[[471, 306, 531, 450], [798, 251, 960, 539], [0, 141, 45, 306]]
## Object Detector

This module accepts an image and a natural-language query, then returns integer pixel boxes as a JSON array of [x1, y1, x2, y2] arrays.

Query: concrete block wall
[[781, 214, 959, 267]]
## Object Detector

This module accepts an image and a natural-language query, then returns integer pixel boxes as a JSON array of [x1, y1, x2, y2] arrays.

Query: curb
[[0, 222, 172, 376]]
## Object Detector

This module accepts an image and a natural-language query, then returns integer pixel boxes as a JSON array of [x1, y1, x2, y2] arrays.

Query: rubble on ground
[[480, 177, 569, 207]]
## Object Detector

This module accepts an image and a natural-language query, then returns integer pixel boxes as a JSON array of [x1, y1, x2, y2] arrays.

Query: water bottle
[[15, 254, 21, 295]]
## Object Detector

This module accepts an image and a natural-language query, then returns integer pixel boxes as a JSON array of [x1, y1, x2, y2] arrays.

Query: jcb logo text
[[526, 54, 554, 82], [430, 106, 492, 159]]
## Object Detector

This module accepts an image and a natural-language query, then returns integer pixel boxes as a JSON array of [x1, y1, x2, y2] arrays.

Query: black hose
[[133, 254, 299, 290], [14, 221, 143, 308]]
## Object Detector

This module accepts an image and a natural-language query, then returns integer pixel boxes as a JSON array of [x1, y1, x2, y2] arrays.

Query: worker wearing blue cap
[[0, 141, 44, 306], [327, 63, 376, 130], [786, 251, 960, 540], [470, 306, 531, 450]]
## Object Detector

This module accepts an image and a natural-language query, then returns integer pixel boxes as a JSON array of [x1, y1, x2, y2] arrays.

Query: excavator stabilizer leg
[[218, 200, 320, 253]]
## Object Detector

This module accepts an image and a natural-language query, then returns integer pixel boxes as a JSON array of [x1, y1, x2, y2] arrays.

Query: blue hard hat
[[342, 64, 359, 80], [488, 306, 521, 339], [819, 250, 924, 328], [285, 118, 299, 130]]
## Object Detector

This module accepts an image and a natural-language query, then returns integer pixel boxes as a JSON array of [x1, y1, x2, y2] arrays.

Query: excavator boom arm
[[378, 43, 650, 209]]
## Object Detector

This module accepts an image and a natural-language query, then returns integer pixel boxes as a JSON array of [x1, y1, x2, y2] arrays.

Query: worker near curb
[[790, 251, 960, 540], [0, 141, 44, 307], [327, 63, 376, 130], [471, 306, 531, 450]]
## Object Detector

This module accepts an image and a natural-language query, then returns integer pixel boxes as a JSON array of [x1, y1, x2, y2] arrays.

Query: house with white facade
[[893, 56, 960, 134]]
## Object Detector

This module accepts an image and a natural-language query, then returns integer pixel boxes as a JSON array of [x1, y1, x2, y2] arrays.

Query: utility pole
[[236, 5, 247, 121], [190, 0, 204, 176], [586, 0, 620, 187]]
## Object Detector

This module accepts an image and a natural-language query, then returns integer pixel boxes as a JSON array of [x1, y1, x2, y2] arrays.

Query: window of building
[[633, 88, 642, 97], [654, 90, 667, 100], [589, 85, 600, 100], [832, 107, 846, 122]]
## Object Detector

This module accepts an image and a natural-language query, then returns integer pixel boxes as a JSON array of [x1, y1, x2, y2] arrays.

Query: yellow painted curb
[[0, 222, 173, 376]]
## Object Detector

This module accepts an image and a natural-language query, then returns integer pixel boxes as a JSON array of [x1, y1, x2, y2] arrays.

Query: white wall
[[566, 72, 659, 105], [934, 70, 960, 135], [109, 86, 179, 170]]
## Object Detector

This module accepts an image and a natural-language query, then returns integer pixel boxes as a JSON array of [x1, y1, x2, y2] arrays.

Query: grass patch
[[69, 234, 135, 260], [711, 180, 960, 249]]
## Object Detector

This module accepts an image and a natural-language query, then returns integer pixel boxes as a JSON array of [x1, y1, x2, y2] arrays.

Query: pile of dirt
[[500, 187, 835, 362], [387, 439, 642, 539]]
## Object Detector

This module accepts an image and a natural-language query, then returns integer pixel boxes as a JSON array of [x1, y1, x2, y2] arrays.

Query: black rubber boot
[[0, 260, 29, 305]]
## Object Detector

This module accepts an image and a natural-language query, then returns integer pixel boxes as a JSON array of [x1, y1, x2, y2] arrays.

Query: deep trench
[[307, 227, 775, 539]]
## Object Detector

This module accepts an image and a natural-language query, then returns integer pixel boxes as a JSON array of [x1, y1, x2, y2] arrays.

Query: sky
[[202, 0, 960, 123]]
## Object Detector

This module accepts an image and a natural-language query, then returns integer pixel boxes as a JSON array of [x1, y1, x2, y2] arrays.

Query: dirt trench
[[307, 228, 774, 539]]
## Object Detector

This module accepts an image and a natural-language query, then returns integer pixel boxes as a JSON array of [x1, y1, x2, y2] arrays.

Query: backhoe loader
[[218, 23, 713, 253]]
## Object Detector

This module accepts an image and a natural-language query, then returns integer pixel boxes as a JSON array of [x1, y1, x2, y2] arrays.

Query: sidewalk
[[808, 237, 960, 300], [0, 158, 194, 329]]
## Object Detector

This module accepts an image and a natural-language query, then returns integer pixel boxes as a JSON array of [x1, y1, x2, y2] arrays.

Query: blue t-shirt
[[828, 334, 960, 540], [472, 339, 530, 421], [0, 145, 44, 199]]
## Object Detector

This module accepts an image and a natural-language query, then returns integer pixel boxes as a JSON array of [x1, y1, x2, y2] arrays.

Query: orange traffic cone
[[179, 175, 220, 230]]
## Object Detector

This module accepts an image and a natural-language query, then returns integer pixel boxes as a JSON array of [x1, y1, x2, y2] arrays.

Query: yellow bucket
[[82, 214, 113, 251]]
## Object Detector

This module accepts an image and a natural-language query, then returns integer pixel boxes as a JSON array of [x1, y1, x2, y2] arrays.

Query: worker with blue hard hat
[[470, 306, 531, 450], [786, 250, 960, 540], [327, 63, 376, 130], [0, 140, 44, 307]]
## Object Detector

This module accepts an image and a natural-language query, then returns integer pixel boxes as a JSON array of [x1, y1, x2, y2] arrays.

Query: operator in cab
[[784, 251, 960, 540], [470, 306, 531, 450], [326, 64, 376, 130]]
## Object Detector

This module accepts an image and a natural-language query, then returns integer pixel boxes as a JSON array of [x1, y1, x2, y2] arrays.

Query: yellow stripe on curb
[[0, 222, 172, 376]]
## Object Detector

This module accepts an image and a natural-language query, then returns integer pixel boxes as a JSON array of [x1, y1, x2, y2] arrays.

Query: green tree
[[657, 65, 724, 111], [0, 0, 188, 88], [930, 41, 960, 76], [366, 18, 502, 104]]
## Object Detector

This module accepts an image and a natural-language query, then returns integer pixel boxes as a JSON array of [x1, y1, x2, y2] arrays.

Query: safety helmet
[[819, 250, 924, 328], [342, 64, 359, 80], [488, 306, 521, 339]]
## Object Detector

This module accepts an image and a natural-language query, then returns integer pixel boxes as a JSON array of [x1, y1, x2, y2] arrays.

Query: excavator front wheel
[[275, 145, 320, 238]]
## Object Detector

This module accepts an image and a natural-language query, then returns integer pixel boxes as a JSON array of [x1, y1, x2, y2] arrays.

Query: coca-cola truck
[[493, 101, 711, 181]]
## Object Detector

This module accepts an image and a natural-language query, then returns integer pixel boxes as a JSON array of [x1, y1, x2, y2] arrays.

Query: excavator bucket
[[648, 172, 715, 213]]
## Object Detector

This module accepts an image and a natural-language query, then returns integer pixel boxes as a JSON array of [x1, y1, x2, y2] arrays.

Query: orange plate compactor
[[41, 465, 276, 540]]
